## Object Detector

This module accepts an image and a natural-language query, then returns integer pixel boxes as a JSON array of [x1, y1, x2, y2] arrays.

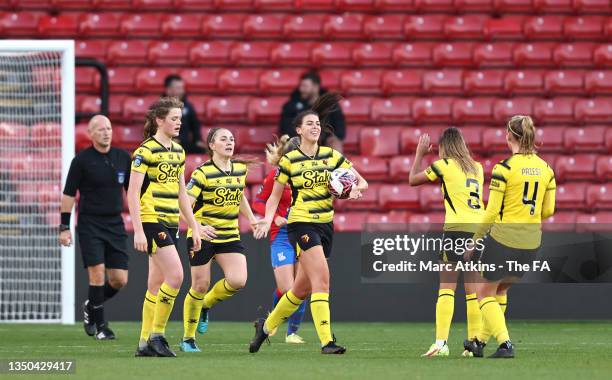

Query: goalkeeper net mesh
[[0, 51, 63, 322]]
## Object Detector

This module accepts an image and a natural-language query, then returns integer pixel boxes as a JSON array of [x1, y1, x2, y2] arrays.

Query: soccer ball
[[327, 168, 357, 199]]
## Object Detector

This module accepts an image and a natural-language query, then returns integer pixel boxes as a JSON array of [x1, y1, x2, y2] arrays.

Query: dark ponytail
[[292, 92, 342, 139], [143, 96, 183, 139]]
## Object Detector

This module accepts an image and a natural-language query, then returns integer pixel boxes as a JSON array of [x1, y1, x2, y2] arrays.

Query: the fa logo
[[301, 234, 310, 243], [158, 232, 167, 240], [323, 160, 328, 165], [189, 250, 195, 259]]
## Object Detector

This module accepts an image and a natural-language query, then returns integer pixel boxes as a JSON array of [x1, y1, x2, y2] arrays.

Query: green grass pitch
[[1, 321, 611, 379]]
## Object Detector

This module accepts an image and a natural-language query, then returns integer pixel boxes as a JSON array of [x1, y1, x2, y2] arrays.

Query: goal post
[[0, 40, 75, 324]]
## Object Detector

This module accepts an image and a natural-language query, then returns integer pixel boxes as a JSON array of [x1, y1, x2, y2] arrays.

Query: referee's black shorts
[[77, 214, 128, 270], [478, 236, 540, 281], [288, 222, 334, 259]]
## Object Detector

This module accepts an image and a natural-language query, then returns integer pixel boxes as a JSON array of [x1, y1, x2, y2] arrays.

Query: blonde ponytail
[[507, 115, 536, 154]]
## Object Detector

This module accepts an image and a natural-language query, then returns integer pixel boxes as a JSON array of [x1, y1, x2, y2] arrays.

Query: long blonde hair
[[266, 135, 301, 166], [507, 115, 537, 154], [438, 127, 478, 175], [143, 96, 183, 139]]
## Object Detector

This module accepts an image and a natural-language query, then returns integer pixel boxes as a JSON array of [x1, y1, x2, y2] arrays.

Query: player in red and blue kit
[[252, 136, 307, 344]]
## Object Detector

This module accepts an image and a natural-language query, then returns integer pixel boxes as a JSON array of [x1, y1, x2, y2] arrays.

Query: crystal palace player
[[250, 93, 368, 354], [466, 115, 556, 358], [409, 128, 485, 357], [128, 97, 202, 357]]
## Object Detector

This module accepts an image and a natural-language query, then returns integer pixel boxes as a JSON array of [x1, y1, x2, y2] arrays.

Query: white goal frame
[[0, 40, 75, 324]]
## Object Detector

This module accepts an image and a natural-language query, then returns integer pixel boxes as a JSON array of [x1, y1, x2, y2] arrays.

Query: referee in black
[[59, 115, 131, 340]]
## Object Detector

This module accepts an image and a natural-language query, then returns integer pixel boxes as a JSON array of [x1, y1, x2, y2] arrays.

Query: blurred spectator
[[163, 74, 205, 153], [279, 71, 346, 152]]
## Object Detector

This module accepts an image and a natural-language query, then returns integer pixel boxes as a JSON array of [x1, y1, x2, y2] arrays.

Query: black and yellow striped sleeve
[[131, 146, 152, 174], [275, 156, 291, 184], [425, 159, 443, 182], [333, 149, 353, 170], [187, 168, 206, 199]]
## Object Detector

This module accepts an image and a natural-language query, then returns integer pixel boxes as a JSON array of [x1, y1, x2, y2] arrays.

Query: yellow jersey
[[276, 146, 352, 224], [488, 154, 556, 249], [425, 158, 485, 232], [186, 160, 248, 243], [131, 137, 185, 228]]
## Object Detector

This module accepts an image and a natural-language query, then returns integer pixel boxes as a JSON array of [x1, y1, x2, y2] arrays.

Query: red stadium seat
[[343, 127, 360, 154], [444, 15, 488, 39], [523, 16, 564, 40], [423, 70, 463, 94], [412, 98, 453, 122], [585, 70, 612, 94], [38, 14, 78, 36], [113, 125, 142, 151], [350, 156, 389, 181], [363, 15, 404, 40], [370, 98, 413, 123], [564, 126, 606, 152], [107, 67, 137, 93], [374, 0, 416, 11], [419, 185, 445, 211], [542, 212, 577, 232], [504, 70, 544, 94], [0, 12, 42, 36], [576, 212, 612, 232], [344, 183, 380, 211], [463, 70, 504, 95], [459, 126, 483, 151], [340, 70, 382, 95], [532, 0, 573, 13], [106, 40, 149, 65], [132, 0, 174, 9], [134, 68, 174, 94], [0, 123, 29, 150], [593, 44, 612, 67], [202, 14, 245, 38], [147, 41, 190, 65], [78, 12, 121, 36], [533, 97, 576, 123], [75, 123, 90, 151], [323, 13, 364, 39], [379, 184, 419, 210], [75, 40, 108, 61], [415, 0, 454, 11], [404, 15, 446, 39], [334, 213, 369, 232], [556, 183, 587, 209], [230, 42, 273, 66], [232, 126, 275, 153], [481, 154, 509, 177], [31, 123, 60, 148], [553, 43, 595, 67], [389, 155, 435, 181], [574, 98, 612, 122], [606, 18, 612, 38], [52, 0, 95, 9], [311, 42, 355, 67], [365, 211, 411, 227], [452, 97, 494, 123], [213, 0, 253, 10], [586, 184, 612, 210], [119, 13, 160, 37], [253, 0, 293, 10], [607, 130, 612, 152], [76, 67, 100, 93], [381, 70, 422, 95], [473, 43, 515, 67], [400, 126, 445, 153], [336, 0, 375, 11], [294, 0, 335, 10], [555, 154, 597, 182], [122, 96, 158, 121], [180, 68, 220, 93], [513, 43, 556, 66], [536, 126, 565, 152], [243, 14, 285, 39], [79, 95, 103, 115], [573, 0, 611, 13], [544, 70, 584, 94], [392, 43, 435, 66], [484, 16, 525, 40], [247, 97, 285, 124], [408, 213, 445, 230], [282, 14, 326, 39], [353, 43, 394, 66], [341, 97, 371, 123], [564, 17, 605, 40], [360, 127, 401, 157], [482, 128, 510, 151], [269, 42, 313, 66], [185, 154, 208, 177], [160, 14, 201, 37], [494, 0, 532, 12], [189, 41, 232, 65], [595, 155, 612, 179], [174, 0, 214, 10], [92, 0, 131, 9], [319, 70, 342, 91], [259, 69, 302, 94], [454, 0, 494, 11], [206, 97, 250, 123], [218, 69, 261, 93], [432, 42, 475, 67], [108, 95, 126, 119], [493, 98, 534, 123]]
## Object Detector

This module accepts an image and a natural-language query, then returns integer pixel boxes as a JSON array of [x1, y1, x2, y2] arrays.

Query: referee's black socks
[[88, 285, 106, 329], [104, 282, 119, 301]]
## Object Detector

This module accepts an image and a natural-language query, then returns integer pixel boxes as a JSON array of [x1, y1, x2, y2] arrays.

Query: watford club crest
[[301, 234, 310, 243], [189, 249, 195, 259], [159, 295, 171, 304], [158, 231, 167, 241], [323, 160, 328, 165]]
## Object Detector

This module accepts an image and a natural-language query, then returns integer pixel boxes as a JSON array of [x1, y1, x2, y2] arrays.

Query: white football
[[327, 168, 357, 199]]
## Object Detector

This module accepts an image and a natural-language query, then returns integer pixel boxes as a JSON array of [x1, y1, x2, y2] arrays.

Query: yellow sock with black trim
[[151, 283, 179, 335], [465, 293, 482, 340], [311, 292, 333, 346], [203, 279, 238, 309], [435, 289, 455, 342], [497, 294, 508, 313], [478, 297, 510, 345], [139, 290, 157, 344], [264, 290, 303, 333], [183, 288, 206, 339], [478, 294, 508, 342]]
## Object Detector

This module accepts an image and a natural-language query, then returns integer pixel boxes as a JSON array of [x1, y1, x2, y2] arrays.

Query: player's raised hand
[[200, 224, 217, 241], [134, 231, 148, 253], [416, 133, 432, 156], [59, 230, 72, 247], [274, 215, 288, 227]]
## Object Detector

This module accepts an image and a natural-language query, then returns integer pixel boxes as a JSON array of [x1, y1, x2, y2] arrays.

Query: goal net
[[0, 41, 75, 324]]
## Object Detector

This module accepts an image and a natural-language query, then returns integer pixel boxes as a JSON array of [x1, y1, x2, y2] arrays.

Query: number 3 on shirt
[[522, 181, 539, 215], [466, 178, 481, 209]]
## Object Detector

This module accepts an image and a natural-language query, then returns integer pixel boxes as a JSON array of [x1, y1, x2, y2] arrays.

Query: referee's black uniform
[[63, 146, 132, 270]]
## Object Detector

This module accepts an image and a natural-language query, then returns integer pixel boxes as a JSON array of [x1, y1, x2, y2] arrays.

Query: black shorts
[[142, 223, 178, 255], [439, 231, 481, 263], [187, 238, 244, 266], [77, 214, 128, 270], [288, 222, 334, 258], [479, 236, 540, 281]]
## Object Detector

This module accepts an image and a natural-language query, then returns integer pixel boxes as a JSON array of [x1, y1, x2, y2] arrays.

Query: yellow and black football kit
[[425, 158, 485, 262], [475, 153, 556, 281], [275, 146, 352, 258], [131, 137, 185, 254], [186, 160, 248, 266]]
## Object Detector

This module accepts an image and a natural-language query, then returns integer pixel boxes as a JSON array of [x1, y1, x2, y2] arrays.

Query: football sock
[[103, 282, 119, 301], [479, 294, 508, 342], [89, 285, 105, 330], [183, 288, 206, 339], [264, 290, 303, 334], [497, 294, 508, 313], [435, 289, 455, 342], [466, 293, 483, 340], [478, 297, 510, 345], [151, 283, 179, 336], [287, 299, 307, 335], [310, 293, 333, 346], [203, 279, 238, 309], [139, 290, 157, 348]]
